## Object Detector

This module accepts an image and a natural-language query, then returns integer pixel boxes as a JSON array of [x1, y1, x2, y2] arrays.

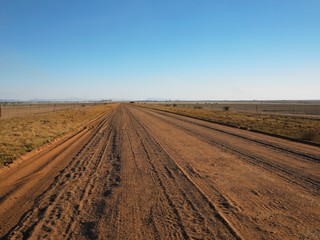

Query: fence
[[157, 102, 320, 116], [0, 102, 103, 119]]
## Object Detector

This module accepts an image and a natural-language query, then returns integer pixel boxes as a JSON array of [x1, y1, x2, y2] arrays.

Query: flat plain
[[140, 101, 320, 144], [0, 104, 319, 239]]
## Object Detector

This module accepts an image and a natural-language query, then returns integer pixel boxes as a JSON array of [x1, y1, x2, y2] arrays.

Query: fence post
[[0, 104, 2, 118], [53, 104, 56, 112]]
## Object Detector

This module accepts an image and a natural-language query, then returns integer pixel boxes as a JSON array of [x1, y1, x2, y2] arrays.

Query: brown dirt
[[139, 104, 320, 144], [0, 104, 319, 239]]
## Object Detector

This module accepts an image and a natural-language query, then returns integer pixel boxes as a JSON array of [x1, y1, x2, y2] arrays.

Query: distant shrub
[[173, 104, 177, 107], [193, 106, 202, 109], [223, 106, 230, 111], [130, 101, 135, 104], [24, 143, 33, 152], [0, 153, 15, 165], [300, 130, 317, 142]]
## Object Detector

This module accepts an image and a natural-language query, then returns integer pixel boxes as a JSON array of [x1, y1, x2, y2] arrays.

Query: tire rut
[[127, 106, 241, 240], [145, 107, 320, 162], [135, 107, 320, 195], [4, 110, 119, 239]]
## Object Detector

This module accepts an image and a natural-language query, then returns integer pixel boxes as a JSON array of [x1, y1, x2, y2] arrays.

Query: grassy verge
[[0, 103, 118, 166], [139, 104, 320, 145]]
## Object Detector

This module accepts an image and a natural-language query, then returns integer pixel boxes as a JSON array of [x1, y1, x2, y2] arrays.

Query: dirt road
[[0, 104, 319, 239]]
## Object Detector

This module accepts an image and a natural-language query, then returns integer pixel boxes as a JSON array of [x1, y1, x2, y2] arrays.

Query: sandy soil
[[0, 104, 319, 239]]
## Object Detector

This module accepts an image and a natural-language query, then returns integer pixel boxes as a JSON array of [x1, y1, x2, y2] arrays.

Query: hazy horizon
[[1, 97, 320, 103], [1, 1, 320, 100]]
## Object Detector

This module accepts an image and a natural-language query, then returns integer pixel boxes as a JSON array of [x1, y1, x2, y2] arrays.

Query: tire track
[[4, 109, 118, 239], [127, 106, 242, 240], [144, 107, 320, 162], [127, 108, 191, 239], [134, 106, 320, 195]]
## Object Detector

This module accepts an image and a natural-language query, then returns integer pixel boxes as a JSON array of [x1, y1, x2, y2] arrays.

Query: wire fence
[[151, 102, 320, 116], [0, 102, 105, 119]]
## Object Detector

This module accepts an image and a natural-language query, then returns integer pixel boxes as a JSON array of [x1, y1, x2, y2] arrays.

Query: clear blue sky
[[1, 0, 319, 100]]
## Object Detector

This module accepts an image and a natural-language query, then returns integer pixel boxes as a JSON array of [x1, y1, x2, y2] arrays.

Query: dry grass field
[[0, 103, 117, 165], [145, 101, 320, 116], [0, 103, 104, 119], [138, 103, 320, 144]]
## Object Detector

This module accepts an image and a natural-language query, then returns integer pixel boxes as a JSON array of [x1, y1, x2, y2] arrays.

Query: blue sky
[[1, 0, 319, 100]]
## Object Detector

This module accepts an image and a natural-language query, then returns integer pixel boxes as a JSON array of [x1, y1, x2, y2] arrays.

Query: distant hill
[[28, 98, 87, 102], [0, 99, 23, 103]]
